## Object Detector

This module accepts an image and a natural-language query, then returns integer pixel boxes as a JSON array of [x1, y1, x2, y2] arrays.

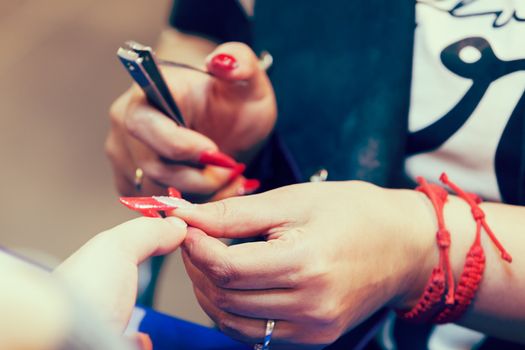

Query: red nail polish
[[120, 196, 179, 217], [199, 150, 238, 168], [168, 187, 182, 198], [140, 209, 163, 218], [239, 179, 260, 195], [210, 53, 238, 70], [120, 193, 192, 217], [228, 163, 246, 182], [120, 197, 168, 211]]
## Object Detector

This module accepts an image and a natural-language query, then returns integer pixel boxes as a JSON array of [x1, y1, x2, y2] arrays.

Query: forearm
[[455, 200, 525, 342], [396, 189, 525, 343]]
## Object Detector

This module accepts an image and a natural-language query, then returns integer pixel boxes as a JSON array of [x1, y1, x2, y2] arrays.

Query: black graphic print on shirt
[[406, 0, 525, 203]]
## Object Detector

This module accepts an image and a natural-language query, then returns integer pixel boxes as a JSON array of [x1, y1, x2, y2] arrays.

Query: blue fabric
[[138, 308, 251, 350]]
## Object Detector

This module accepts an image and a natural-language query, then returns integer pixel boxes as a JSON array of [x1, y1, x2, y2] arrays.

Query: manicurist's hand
[[106, 40, 276, 200], [175, 180, 525, 346], [173, 182, 436, 348], [53, 217, 187, 331]]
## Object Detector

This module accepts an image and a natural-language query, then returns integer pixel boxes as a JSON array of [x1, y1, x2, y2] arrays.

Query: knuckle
[[123, 111, 144, 136], [289, 325, 339, 346], [108, 102, 124, 128], [142, 163, 166, 184], [295, 260, 329, 286], [163, 145, 187, 161], [207, 260, 238, 288], [104, 136, 116, 160], [314, 328, 342, 346], [285, 265, 310, 286], [320, 303, 342, 327], [302, 301, 340, 327], [209, 287, 230, 310], [216, 315, 237, 335], [216, 317, 254, 343], [210, 200, 231, 234], [300, 328, 341, 347]]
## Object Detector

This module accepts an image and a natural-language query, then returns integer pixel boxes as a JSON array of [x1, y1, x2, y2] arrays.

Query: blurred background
[[0, 0, 210, 325]]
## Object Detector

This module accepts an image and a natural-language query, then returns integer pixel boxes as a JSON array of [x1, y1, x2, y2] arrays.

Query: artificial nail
[[119, 196, 194, 217], [152, 196, 195, 211], [168, 187, 182, 198], [210, 53, 239, 70], [239, 178, 260, 195], [199, 150, 238, 168], [228, 163, 247, 182]]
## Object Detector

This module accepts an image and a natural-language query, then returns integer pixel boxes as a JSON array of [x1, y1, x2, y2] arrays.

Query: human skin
[[171, 181, 525, 348], [54, 216, 187, 331], [106, 29, 276, 200], [106, 29, 525, 347], [0, 251, 69, 350], [0, 216, 186, 350]]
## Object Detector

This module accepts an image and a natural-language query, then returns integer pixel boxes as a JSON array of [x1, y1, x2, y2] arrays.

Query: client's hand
[[54, 217, 187, 331], [173, 182, 434, 348]]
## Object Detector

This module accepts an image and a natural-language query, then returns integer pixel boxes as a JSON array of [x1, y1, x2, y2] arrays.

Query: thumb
[[171, 191, 287, 239], [206, 42, 268, 93]]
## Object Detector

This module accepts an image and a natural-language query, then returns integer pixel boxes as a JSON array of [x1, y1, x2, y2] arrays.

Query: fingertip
[[206, 53, 240, 80], [182, 227, 209, 257], [205, 42, 259, 81], [161, 217, 188, 250], [208, 53, 239, 71], [184, 227, 207, 244], [164, 216, 188, 230]]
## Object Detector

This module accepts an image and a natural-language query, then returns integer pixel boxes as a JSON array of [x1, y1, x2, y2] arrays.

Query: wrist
[[384, 188, 440, 310], [386, 188, 477, 311]]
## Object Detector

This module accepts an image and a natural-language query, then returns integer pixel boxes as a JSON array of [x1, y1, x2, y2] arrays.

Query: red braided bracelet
[[397, 177, 454, 322], [433, 173, 512, 323], [397, 173, 512, 324]]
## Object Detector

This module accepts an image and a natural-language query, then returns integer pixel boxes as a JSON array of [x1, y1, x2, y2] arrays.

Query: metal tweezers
[[117, 41, 189, 126], [117, 40, 274, 128]]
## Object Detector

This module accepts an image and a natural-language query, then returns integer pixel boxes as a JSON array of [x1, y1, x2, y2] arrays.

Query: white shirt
[[404, 1, 525, 348], [406, 0, 525, 202]]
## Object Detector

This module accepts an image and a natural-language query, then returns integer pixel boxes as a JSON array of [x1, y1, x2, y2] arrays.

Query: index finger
[[125, 102, 218, 162], [182, 228, 303, 290], [172, 187, 307, 239]]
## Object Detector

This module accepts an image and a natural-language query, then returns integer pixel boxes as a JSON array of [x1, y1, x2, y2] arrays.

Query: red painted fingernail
[[120, 197, 166, 210], [238, 179, 260, 195], [228, 163, 246, 182], [120, 197, 176, 212], [168, 187, 182, 198], [140, 209, 163, 218], [210, 53, 238, 70], [199, 150, 238, 168]]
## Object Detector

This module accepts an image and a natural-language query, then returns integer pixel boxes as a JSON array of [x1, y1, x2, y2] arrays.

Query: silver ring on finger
[[253, 319, 275, 350]]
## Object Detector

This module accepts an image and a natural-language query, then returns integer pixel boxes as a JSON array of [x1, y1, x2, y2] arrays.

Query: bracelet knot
[[471, 207, 485, 220], [436, 229, 451, 248]]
